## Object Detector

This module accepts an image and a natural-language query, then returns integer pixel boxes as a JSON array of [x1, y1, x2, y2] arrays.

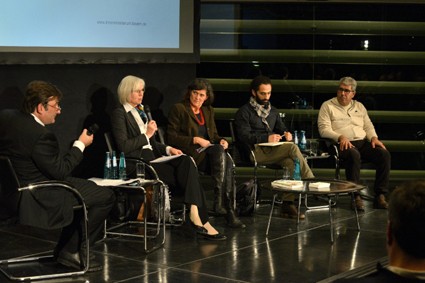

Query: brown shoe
[[374, 194, 388, 209], [281, 203, 305, 220], [352, 195, 365, 211]]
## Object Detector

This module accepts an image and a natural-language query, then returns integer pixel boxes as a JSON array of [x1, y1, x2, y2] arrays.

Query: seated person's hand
[[194, 137, 211, 148], [79, 129, 94, 147], [219, 139, 228, 150], [282, 131, 292, 141], [338, 135, 354, 151], [268, 134, 282, 143], [146, 120, 157, 138], [169, 147, 183, 155], [371, 136, 386, 149]]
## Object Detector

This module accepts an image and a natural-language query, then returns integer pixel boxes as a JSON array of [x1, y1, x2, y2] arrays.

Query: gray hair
[[117, 75, 145, 105], [339, 77, 357, 92]]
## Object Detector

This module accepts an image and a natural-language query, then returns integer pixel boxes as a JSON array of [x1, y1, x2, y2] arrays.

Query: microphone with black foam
[[144, 105, 153, 121], [87, 123, 99, 136], [144, 105, 159, 138]]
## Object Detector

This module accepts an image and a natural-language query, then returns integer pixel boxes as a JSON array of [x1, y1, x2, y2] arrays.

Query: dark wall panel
[[0, 64, 196, 153]]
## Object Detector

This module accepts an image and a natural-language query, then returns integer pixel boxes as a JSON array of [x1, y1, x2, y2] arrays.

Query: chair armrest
[[125, 157, 160, 180], [19, 180, 86, 206]]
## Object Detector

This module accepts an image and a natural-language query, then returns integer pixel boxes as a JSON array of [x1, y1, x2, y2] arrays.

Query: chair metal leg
[[351, 192, 361, 231], [329, 197, 334, 243], [104, 182, 166, 254], [0, 189, 89, 281], [266, 194, 277, 236], [297, 193, 302, 224]]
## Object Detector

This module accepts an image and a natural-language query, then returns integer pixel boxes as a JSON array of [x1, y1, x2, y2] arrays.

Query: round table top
[[270, 178, 366, 195]]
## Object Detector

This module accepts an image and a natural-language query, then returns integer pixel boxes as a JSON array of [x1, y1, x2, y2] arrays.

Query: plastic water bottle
[[103, 152, 111, 179], [299, 130, 307, 151], [293, 158, 301, 180], [119, 152, 127, 180], [111, 151, 118, 179], [293, 130, 299, 146]]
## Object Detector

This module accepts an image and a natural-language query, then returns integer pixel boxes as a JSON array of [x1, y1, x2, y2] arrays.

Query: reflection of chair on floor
[[0, 156, 88, 281]]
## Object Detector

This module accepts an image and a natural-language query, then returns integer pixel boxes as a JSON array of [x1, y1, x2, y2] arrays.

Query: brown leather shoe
[[374, 194, 388, 209], [352, 195, 365, 211], [281, 203, 305, 220]]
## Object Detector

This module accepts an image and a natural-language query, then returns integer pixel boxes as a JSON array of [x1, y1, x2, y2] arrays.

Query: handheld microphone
[[144, 105, 153, 121], [87, 123, 99, 136]]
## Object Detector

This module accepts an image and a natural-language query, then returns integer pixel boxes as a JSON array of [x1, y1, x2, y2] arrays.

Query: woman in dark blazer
[[111, 75, 226, 240], [167, 79, 245, 228]]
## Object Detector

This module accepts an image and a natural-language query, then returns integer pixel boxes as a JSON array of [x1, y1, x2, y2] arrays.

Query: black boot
[[210, 151, 227, 215], [224, 153, 246, 228], [213, 188, 226, 215]]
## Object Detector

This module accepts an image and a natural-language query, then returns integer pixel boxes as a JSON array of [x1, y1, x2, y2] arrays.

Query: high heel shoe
[[203, 232, 227, 241], [189, 220, 208, 235], [181, 219, 207, 238]]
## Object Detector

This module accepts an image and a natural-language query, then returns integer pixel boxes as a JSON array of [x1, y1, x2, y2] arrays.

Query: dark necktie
[[135, 104, 148, 123]]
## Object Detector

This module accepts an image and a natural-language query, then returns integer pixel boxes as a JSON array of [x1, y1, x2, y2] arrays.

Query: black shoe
[[56, 250, 81, 270], [181, 220, 208, 237], [56, 249, 103, 272], [189, 220, 208, 235], [203, 233, 227, 241]]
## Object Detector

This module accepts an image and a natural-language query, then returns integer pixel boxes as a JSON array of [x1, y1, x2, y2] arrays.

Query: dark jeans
[[339, 140, 391, 196]]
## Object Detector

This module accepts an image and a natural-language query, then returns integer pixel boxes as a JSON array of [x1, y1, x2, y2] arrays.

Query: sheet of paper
[[150, 154, 185, 163], [271, 180, 304, 190], [88, 178, 140, 187], [257, 141, 293, 147]]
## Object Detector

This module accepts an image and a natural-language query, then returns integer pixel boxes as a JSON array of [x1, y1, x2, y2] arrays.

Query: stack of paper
[[272, 180, 304, 190], [308, 182, 331, 191], [89, 178, 141, 187]]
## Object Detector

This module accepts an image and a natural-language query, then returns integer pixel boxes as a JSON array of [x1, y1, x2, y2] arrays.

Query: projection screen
[[0, 0, 198, 64]]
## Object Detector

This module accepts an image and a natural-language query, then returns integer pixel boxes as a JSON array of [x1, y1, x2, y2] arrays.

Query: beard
[[255, 97, 269, 108]]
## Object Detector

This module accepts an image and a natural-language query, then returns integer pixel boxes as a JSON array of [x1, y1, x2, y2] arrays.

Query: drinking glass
[[136, 162, 145, 179], [282, 167, 290, 180]]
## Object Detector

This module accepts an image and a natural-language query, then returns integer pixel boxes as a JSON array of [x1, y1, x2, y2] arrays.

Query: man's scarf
[[249, 96, 272, 131]]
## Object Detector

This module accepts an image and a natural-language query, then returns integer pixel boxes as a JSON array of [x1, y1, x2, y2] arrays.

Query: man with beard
[[234, 75, 314, 219]]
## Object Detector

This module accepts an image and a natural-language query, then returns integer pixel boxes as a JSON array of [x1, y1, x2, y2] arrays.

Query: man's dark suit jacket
[[0, 109, 79, 229]]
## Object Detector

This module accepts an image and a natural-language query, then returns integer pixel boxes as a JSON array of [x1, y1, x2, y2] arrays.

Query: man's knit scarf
[[249, 96, 272, 131]]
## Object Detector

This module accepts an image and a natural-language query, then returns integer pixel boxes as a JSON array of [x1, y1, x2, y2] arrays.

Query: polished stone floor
[[0, 185, 390, 283]]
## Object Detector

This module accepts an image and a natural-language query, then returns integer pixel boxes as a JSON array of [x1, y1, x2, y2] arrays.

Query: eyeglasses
[[46, 103, 61, 111], [338, 87, 354, 94], [133, 89, 145, 94]]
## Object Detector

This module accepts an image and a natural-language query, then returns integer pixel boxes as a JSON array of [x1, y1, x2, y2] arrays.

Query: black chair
[[0, 156, 89, 281], [230, 121, 329, 211], [101, 133, 171, 253], [322, 138, 375, 202], [104, 132, 186, 225], [229, 120, 282, 209]]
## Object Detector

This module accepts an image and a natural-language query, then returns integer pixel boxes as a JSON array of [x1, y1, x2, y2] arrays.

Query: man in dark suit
[[0, 81, 115, 272]]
